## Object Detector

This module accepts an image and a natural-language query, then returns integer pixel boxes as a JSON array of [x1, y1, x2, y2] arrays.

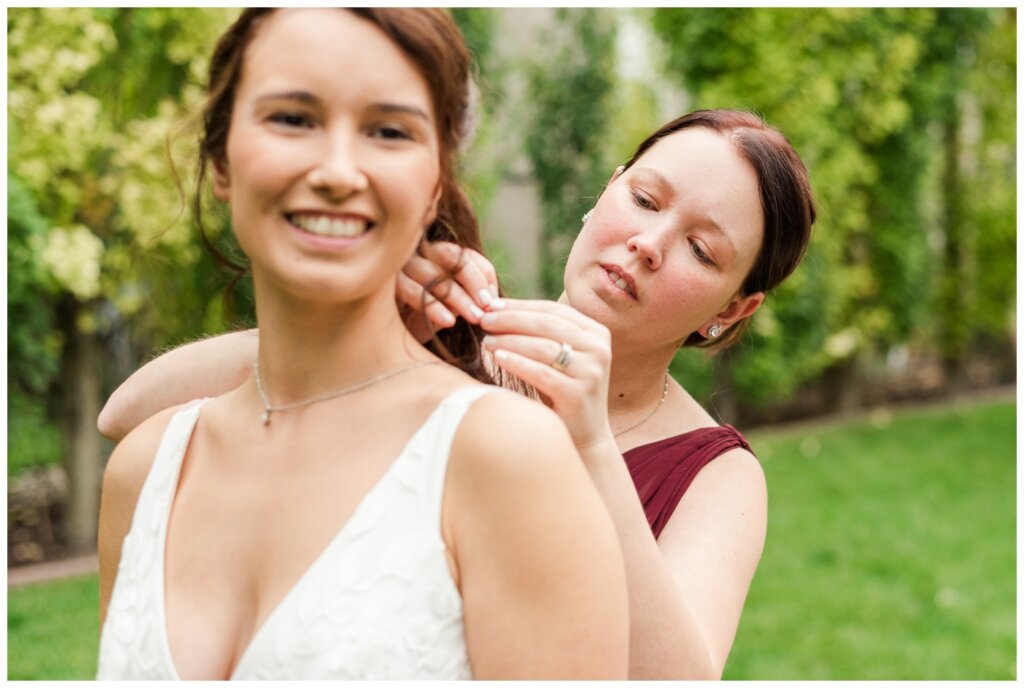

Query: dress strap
[[419, 385, 502, 530]]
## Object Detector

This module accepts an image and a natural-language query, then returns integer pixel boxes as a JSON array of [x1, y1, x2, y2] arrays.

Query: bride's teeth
[[291, 214, 367, 237], [615, 277, 630, 292]]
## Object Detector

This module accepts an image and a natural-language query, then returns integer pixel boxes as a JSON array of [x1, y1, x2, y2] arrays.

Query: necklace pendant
[[261, 410, 271, 426]]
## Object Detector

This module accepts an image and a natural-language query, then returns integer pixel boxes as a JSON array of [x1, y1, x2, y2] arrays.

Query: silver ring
[[551, 342, 573, 372]]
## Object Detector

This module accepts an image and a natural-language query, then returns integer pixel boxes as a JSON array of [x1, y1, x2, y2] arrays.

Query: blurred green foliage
[[651, 8, 1016, 404]]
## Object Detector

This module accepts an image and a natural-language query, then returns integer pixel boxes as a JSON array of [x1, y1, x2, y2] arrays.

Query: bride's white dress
[[97, 386, 497, 680]]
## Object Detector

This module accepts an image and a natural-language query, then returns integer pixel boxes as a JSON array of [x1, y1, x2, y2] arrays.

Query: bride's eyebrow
[[367, 102, 432, 123], [254, 90, 319, 106]]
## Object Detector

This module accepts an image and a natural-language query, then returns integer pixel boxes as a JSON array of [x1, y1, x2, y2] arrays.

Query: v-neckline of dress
[[156, 390, 469, 681]]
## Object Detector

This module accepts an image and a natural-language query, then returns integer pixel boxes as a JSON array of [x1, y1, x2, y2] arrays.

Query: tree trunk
[[57, 298, 105, 554], [938, 99, 969, 391]]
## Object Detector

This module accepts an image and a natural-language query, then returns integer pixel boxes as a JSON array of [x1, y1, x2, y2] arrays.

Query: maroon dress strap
[[623, 424, 754, 539]]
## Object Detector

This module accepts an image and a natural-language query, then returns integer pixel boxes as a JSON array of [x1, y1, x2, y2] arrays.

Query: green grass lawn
[[8, 573, 99, 679], [7, 396, 1016, 680], [726, 396, 1016, 680]]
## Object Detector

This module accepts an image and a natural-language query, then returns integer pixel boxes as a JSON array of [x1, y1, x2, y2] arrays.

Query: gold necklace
[[253, 359, 439, 426], [613, 372, 670, 438]]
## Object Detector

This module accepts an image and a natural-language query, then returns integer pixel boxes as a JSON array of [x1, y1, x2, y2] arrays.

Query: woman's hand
[[479, 299, 615, 451], [397, 240, 499, 342]]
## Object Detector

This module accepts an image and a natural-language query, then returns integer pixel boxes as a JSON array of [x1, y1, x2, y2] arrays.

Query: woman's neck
[[251, 278, 429, 406], [606, 339, 677, 423]]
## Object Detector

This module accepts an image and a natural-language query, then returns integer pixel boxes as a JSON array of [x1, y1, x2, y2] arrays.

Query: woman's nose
[[307, 132, 368, 201], [626, 231, 663, 271]]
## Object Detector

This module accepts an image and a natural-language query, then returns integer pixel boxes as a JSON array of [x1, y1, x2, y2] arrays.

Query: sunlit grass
[[726, 397, 1016, 680], [8, 573, 99, 679]]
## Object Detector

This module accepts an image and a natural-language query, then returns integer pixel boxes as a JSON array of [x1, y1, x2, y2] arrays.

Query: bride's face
[[213, 9, 441, 305], [564, 127, 765, 350]]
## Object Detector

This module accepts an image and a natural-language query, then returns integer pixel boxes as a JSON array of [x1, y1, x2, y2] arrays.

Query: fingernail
[[477, 288, 493, 306], [481, 312, 496, 327], [440, 310, 456, 326], [488, 298, 506, 310], [494, 349, 509, 361], [470, 304, 484, 320], [489, 284, 499, 299], [482, 335, 496, 348]]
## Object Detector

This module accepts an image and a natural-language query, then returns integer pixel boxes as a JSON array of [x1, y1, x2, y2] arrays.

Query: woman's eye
[[268, 112, 313, 129], [631, 190, 655, 210], [689, 239, 715, 266], [370, 125, 412, 141]]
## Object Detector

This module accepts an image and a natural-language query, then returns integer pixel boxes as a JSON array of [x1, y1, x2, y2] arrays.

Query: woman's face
[[563, 127, 765, 351], [213, 9, 441, 304]]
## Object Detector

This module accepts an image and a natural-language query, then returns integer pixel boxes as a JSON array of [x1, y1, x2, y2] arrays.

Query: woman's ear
[[212, 158, 231, 202], [424, 182, 442, 227], [704, 291, 765, 337]]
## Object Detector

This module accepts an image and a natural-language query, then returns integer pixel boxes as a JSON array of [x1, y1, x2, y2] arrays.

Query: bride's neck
[[253, 281, 427, 405]]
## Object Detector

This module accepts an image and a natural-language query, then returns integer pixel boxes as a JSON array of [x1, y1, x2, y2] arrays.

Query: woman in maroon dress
[[99, 109, 814, 677]]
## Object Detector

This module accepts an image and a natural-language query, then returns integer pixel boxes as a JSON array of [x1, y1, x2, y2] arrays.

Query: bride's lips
[[600, 263, 638, 300], [284, 210, 375, 251]]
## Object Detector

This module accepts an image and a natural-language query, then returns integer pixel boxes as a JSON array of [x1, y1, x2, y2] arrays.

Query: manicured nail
[[439, 309, 456, 326], [480, 312, 496, 327], [477, 288, 493, 306], [488, 298, 506, 311], [489, 284, 499, 299], [482, 335, 496, 348], [470, 304, 484, 319], [494, 349, 509, 361]]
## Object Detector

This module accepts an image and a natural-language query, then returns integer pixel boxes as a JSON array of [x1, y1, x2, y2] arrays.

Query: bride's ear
[[212, 158, 231, 202]]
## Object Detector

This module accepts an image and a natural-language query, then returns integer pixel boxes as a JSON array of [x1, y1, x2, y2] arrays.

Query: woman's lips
[[601, 265, 637, 299]]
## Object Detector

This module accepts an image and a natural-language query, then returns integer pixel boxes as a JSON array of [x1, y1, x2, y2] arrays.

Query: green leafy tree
[[7, 7, 237, 550], [650, 8, 1015, 412], [523, 9, 618, 297]]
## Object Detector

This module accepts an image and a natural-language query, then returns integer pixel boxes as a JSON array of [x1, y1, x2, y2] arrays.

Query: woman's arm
[[578, 436, 766, 678], [97, 331, 258, 443], [479, 298, 766, 678], [446, 391, 629, 679]]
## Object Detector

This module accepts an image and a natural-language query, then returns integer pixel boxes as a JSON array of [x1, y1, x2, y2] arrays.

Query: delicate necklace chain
[[613, 372, 670, 438], [253, 359, 438, 426]]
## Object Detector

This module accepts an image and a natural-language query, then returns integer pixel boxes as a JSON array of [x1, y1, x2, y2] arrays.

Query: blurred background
[[7, 7, 1015, 680]]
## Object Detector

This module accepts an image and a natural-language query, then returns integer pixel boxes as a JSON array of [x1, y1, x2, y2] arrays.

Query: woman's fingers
[[480, 308, 610, 364], [489, 347, 575, 402], [396, 272, 456, 341], [485, 297, 609, 336], [482, 334, 571, 370], [421, 242, 499, 306], [403, 252, 484, 324]]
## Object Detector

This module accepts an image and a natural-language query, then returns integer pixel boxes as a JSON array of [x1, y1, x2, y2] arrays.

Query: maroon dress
[[623, 424, 753, 539]]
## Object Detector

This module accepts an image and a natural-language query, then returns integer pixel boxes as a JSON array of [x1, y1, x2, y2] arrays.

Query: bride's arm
[[97, 330, 257, 442]]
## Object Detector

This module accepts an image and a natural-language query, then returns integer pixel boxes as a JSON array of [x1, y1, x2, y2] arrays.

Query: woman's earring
[[581, 209, 593, 225], [708, 324, 722, 338]]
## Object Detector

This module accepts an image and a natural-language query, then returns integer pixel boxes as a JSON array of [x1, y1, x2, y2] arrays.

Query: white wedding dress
[[97, 386, 498, 680]]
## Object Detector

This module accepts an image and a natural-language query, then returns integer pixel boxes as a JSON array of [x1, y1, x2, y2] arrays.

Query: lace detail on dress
[[97, 387, 496, 680]]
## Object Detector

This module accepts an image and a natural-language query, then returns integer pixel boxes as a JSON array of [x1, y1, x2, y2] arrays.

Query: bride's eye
[[689, 239, 715, 266], [268, 112, 314, 129]]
